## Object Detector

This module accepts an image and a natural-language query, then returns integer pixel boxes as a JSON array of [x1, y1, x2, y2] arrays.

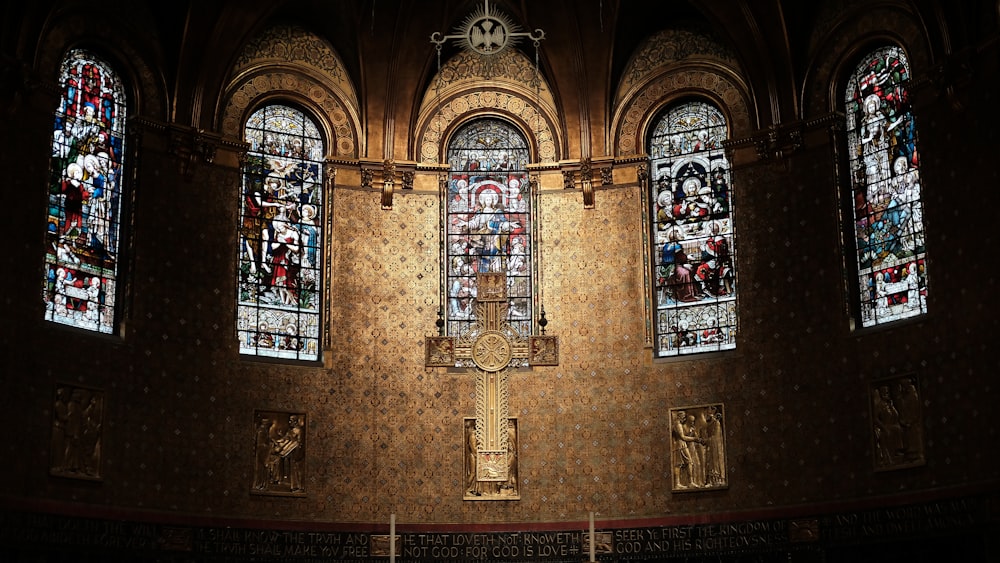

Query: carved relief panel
[[669, 403, 727, 492], [50, 383, 104, 480], [252, 410, 307, 496], [869, 374, 925, 471]]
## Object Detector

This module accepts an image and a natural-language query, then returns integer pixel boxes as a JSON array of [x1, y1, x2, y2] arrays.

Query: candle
[[589, 511, 595, 561], [390, 514, 396, 561]]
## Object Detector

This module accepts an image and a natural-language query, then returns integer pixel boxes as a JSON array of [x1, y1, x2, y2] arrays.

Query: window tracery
[[445, 118, 532, 337], [237, 104, 325, 360], [649, 101, 737, 356], [43, 49, 128, 334], [844, 45, 927, 327]]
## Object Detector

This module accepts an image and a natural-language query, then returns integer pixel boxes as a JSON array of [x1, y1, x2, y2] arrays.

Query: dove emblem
[[468, 17, 507, 54]]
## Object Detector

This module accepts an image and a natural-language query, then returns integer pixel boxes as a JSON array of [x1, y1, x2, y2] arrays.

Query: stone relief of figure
[[871, 375, 924, 470], [50, 384, 103, 480], [464, 418, 519, 500], [252, 410, 307, 495], [670, 404, 727, 492]]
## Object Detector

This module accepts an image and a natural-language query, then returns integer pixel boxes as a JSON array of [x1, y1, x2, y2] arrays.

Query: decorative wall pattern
[[618, 28, 741, 103], [231, 25, 351, 103]]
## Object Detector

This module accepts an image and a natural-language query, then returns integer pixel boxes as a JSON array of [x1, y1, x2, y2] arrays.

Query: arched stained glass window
[[649, 100, 737, 357], [845, 45, 927, 327], [238, 105, 324, 360], [445, 118, 532, 337], [44, 49, 128, 334]]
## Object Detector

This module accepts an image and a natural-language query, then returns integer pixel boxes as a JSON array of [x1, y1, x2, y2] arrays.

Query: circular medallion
[[464, 16, 510, 55], [471, 330, 513, 371]]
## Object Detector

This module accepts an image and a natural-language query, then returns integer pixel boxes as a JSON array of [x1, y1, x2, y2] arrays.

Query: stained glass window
[[845, 45, 927, 327], [237, 105, 324, 360], [445, 118, 532, 337], [649, 101, 737, 357], [43, 49, 128, 333]]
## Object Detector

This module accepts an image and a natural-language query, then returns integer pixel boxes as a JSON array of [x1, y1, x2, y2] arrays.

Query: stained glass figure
[[237, 105, 324, 360], [845, 46, 927, 327], [43, 50, 128, 333], [445, 119, 532, 338], [649, 101, 737, 357]]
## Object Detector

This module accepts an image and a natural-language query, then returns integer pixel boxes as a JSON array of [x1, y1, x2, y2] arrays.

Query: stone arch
[[614, 65, 753, 156], [801, 3, 934, 118], [219, 25, 360, 158], [34, 9, 168, 121], [415, 49, 561, 163], [612, 28, 752, 156]]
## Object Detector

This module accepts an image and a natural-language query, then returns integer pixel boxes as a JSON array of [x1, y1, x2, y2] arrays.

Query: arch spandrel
[[615, 28, 742, 108], [229, 24, 358, 110], [612, 27, 752, 157]]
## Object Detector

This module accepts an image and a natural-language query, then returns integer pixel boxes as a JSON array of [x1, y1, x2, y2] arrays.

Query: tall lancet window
[[650, 100, 737, 357], [845, 45, 927, 327], [238, 105, 324, 361], [445, 118, 532, 337], [44, 49, 129, 334]]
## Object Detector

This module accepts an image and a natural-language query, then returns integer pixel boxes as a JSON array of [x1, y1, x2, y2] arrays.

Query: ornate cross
[[426, 272, 558, 499]]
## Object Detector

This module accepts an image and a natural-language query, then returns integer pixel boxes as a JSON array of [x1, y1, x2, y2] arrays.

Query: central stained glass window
[[445, 118, 532, 338]]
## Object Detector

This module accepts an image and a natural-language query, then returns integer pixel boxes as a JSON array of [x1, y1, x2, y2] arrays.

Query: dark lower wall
[[2, 491, 997, 562]]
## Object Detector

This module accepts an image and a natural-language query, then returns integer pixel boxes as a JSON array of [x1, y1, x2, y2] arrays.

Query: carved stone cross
[[425, 272, 558, 499]]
